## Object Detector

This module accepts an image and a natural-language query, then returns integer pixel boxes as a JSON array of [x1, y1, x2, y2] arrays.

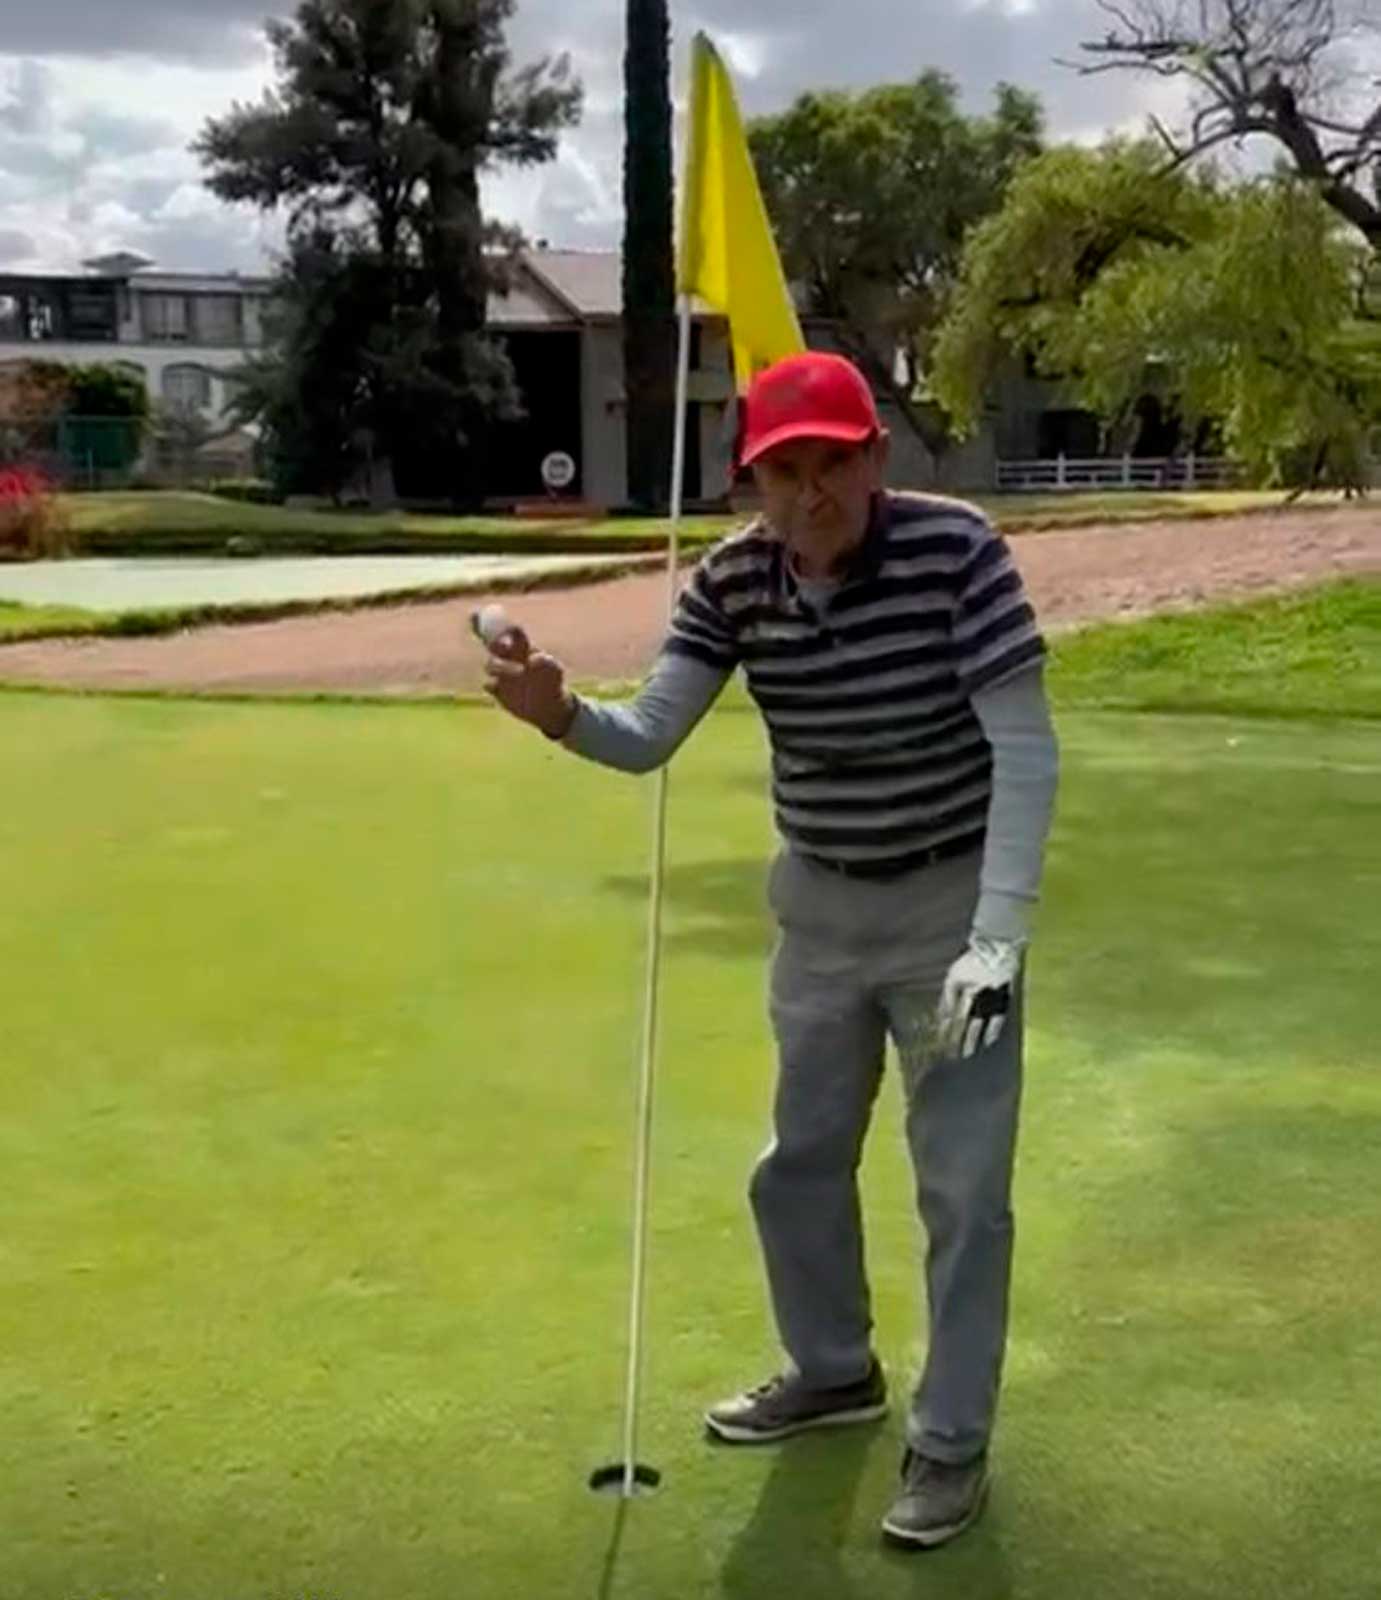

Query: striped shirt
[[665, 491, 1046, 876]]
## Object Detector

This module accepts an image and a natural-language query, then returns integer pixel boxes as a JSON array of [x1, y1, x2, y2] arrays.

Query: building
[[489, 249, 1027, 504], [2, 246, 1091, 502], [486, 247, 737, 508], [0, 252, 271, 424], [0, 248, 743, 503]]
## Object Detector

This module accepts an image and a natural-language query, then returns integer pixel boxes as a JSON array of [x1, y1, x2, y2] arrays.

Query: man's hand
[[484, 646, 578, 740], [935, 936, 1023, 1060]]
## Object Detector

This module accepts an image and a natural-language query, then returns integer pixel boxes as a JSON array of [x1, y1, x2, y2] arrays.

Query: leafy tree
[[0, 363, 72, 495], [933, 141, 1381, 491], [0, 362, 149, 476], [64, 363, 150, 473], [622, 0, 676, 510], [196, 0, 581, 503], [66, 365, 150, 421], [221, 227, 455, 502], [0, 360, 72, 424], [749, 72, 1043, 462], [932, 142, 1214, 428]]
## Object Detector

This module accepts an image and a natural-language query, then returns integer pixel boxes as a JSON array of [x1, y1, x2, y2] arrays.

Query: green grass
[[63, 490, 737, 556], [59, 486, 1347, 560], [980, 485, 1339, 530], [569, 579, 1381, 725], [1, 691, 1378, 1600], [1048, 579, 1381, 720], [2, 579, 1375, 724], [0, 601, 102, 641]]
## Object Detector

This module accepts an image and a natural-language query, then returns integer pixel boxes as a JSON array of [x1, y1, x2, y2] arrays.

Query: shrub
[[66, 365, 150, 422], [0, 467, 73, 559]]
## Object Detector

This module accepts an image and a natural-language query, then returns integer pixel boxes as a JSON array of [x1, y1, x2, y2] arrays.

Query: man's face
[[751, 433, 888, 552]]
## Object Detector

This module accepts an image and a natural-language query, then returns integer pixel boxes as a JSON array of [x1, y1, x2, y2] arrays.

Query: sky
[[0, 0, 1229, 276]]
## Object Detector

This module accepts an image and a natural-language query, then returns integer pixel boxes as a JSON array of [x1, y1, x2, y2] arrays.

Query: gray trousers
[[751, 847, 1024, 1465]]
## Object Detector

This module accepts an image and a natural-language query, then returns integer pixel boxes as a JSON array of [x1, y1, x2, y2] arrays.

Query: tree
[[932, 141, 1381, 491], [0, 361, 148, 479], [64, 363, 150, 475], [0, 360, 71, 425], [622, 0, 676, 510], [0, 362, 76, 494], [932, 141, 1213, 430], [1075, 0, 1381, 252], [420, 1, 581, 462], [65, 364, 150, 423], [223, 224, 452, 502], [196, 0, 581, 504], [749, 73, 1043, 467]]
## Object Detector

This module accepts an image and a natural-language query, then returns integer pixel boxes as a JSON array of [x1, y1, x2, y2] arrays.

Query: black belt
[[799, 830, 985, 882]]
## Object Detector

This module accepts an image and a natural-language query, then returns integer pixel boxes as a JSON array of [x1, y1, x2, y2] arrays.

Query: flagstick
[[617, 296, 694, 1500]]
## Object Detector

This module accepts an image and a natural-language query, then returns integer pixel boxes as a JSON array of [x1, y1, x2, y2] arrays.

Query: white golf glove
[[936, 935, 1024, 1061]]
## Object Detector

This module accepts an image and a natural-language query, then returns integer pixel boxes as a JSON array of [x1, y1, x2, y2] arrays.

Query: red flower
[[0, 466, 49, 504]]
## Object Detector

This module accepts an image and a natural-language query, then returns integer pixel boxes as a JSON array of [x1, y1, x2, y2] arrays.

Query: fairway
[[1, 693, 1378, 1600]]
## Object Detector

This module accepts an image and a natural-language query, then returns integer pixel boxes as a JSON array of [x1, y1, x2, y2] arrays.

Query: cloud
[[0, 58, 54, 135], [72, 106, 183, 159], [0, 227, 35, 264], [0, 44, 277, 272], [716, 31, 771, 83], [0, 0, 271, 66], [0, 0, 1210, 273], [485, 0, 1188, 240]]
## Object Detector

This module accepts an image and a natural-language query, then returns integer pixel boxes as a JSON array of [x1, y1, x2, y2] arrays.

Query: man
[[482, 351, 1059, 1549]]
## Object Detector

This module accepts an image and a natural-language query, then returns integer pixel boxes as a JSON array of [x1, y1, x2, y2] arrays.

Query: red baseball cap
[[738, 352, 881, 468]]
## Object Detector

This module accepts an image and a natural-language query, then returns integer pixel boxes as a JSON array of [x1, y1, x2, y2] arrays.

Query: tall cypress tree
[[621, 0, 676, 510]]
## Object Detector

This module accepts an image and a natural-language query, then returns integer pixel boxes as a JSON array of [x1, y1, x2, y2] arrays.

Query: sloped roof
[[509, 249, 720, 322], [526, 250, 623, 317], [486, 265, 580, 328]]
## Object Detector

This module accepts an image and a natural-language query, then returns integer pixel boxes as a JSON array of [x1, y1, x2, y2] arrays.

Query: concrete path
[[0, 554, 641, 614]]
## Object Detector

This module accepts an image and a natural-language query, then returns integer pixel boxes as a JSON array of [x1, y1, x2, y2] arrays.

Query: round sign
[[541, 450, 577, 492]]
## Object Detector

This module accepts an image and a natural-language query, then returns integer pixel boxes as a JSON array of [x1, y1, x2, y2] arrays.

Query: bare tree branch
[[1068, 55, 1196, 78], [1149, 113, 1185, 157], [1094, 0, 1145, 39], [1075, 0, 1381, 250], [1306, 113, 1369, 134]]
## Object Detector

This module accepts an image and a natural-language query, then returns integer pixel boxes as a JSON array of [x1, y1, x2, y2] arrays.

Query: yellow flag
[[677, 33, 805, 389]]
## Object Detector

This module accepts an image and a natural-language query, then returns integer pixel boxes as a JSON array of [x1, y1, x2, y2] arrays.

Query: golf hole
[[588, 1462, 662, 1497]]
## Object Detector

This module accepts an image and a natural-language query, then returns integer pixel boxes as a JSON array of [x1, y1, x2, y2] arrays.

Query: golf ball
[[472, 604, 531, 664]]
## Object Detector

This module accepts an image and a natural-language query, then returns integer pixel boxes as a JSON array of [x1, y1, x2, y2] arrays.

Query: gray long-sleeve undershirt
[[562, 652, 1058, 945]]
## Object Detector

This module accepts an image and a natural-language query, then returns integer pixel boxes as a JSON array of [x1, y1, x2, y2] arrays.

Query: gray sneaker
[[705, 1359, 887, 1444], [881, 1449, 989, 1549]]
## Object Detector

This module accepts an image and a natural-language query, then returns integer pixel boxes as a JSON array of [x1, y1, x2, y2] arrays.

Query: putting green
[[0, 694, 1377, 1599]]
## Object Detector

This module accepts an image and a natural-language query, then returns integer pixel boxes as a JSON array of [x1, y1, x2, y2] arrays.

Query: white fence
[[996, 454, 1240, 493]]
